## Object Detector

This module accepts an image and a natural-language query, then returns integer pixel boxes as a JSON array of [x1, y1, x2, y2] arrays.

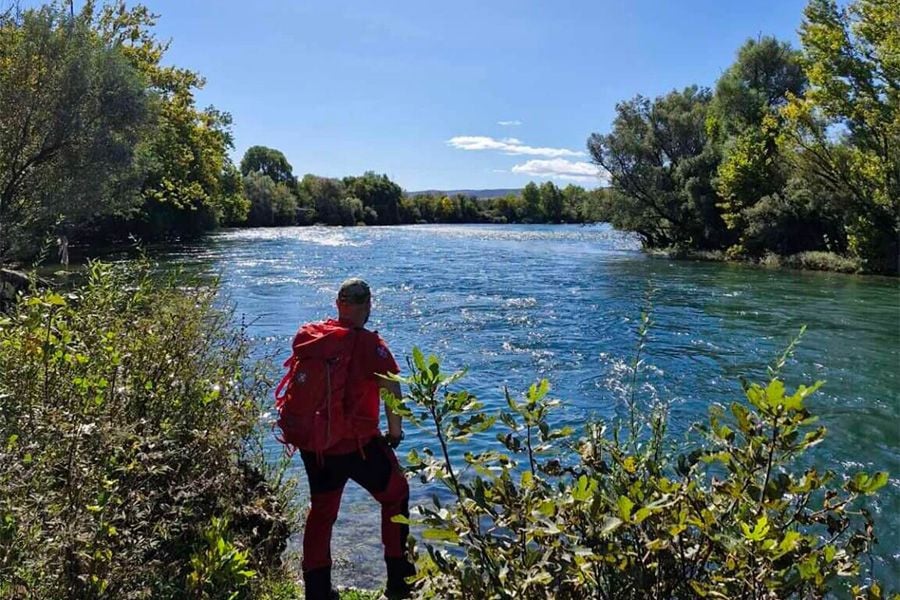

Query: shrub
[[0, 261, 297, 599], [387, 326, 892, 599], [781, 252, 862, 274], [759, 251, 862, 273]]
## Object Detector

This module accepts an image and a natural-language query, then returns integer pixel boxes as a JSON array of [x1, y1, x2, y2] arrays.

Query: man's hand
[[380, 377, 404, 449], [385, 430, 404, 449]]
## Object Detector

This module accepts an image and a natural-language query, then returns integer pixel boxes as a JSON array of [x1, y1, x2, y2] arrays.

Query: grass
[[774, 251, 862, 273], [648, 246, 865, 274], [339, 590, 381, 600], [258, 580, 381, 599]]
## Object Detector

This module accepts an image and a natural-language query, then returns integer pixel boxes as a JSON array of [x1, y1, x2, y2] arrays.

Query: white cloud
[[511, 158, 607, 183], [447, 135, 584, 158], [497, 120, 522, 126]]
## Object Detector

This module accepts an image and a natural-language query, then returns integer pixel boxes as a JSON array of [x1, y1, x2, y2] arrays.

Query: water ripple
[[156, 224, 900, 589]]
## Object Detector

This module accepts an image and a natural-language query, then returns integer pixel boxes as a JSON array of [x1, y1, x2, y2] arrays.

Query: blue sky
[[100, 1, 808, 190]]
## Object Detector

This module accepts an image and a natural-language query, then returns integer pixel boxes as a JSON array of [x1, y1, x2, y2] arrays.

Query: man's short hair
[[338, 278, 371, 304]]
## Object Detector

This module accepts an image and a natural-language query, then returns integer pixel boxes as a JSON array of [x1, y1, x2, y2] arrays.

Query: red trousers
[[299, 436, 410, 572]]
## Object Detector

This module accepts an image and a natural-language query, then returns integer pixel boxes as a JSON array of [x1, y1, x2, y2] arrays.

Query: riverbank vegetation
[[588, 0, 899, 274], [386, 334, 893, 599], [0, 260, 304, 598], [237, 151, 606, 228], [0, 1, 599, 269], [1, 0, 895, 275], [0, 1, 246, 263]]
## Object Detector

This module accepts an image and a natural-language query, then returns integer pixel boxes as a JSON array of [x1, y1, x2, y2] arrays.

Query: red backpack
[[274, 319, 359, 453]]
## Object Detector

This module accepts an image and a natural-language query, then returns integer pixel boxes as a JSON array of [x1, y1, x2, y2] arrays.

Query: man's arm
[[378, 377, 403, 439]]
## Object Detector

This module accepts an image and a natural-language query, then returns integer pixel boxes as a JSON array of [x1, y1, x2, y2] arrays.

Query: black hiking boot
[[303, 567, 339, 600], [384, 556, 416, 599]]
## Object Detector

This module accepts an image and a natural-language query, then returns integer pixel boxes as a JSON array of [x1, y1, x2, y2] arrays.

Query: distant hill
[[406, 188, 521, 199]]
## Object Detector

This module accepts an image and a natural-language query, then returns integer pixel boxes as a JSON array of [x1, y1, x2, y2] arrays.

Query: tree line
[[588, 0, 898, 274], [2, 0, 895, 275], [236, 145, 607, 227]]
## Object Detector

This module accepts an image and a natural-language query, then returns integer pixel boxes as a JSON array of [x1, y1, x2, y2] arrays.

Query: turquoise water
[[159, 224, 900, 589]]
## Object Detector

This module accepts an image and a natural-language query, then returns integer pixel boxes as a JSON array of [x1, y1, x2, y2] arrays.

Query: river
[[156, 223, 899, 589]]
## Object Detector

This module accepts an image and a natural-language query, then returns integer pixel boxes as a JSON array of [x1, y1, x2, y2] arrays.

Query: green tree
[[488, 193, 524, 223], [458, 195, 483, 222], [711, 37, 806, 137], [521, 182, 544, 222], [361, 204, 379, 225], [338, 196, 365, 225], [243, 171, 296, 227], [95, 1, 236, 239], [782, 0, 899, 273], [0, 2, 151, 262], [711, 38, 816, 256], [343, 171, 402, 225], [299, 175, 346, 225], [414, 194, 440, 223], [219, 159, 250, 226], [429, 195, 453, 222], [539, 181, 565, 223], [240, 145, 296, 187], [588, 87, 726, 249], [399, 195, 423, 224], [561, 184, 588, 222]]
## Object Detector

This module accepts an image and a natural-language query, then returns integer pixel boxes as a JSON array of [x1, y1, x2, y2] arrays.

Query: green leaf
[[848, 471, 890, 495], [776, 530, 801, 556], [689, 580, 709, 596], [412, 347, 426, 372], [782, 381, 823, 411], [527, 379, 550, 404], [867, 471, 889, 494], [716, 424, 734, 441], [646, 537, 669, 551], [800, 427, 827, 449], [572, 475, 596, 502], [422, 528, 459, 543], [732, 402, 752, 432], [504, 388, 519, 413], [537, 500, 556, 517], [745, 383, 766, 409], [617, 495, 634, 522], [46, 293, 67, 306], [520, 470, 534, 489], [600, 516, 623, 536], [740, 514, 770, 541], [798, 556, 819, 580], [633, 507, 653, 524], [765, 379, 785, 406], [699, 451, 731, 464]]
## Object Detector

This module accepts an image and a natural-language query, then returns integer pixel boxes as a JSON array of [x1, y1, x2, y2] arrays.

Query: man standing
[[283, 278, 414, 600]]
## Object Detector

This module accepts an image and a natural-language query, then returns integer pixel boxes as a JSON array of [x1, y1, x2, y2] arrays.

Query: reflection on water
[[155, 224, 900, 589]]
